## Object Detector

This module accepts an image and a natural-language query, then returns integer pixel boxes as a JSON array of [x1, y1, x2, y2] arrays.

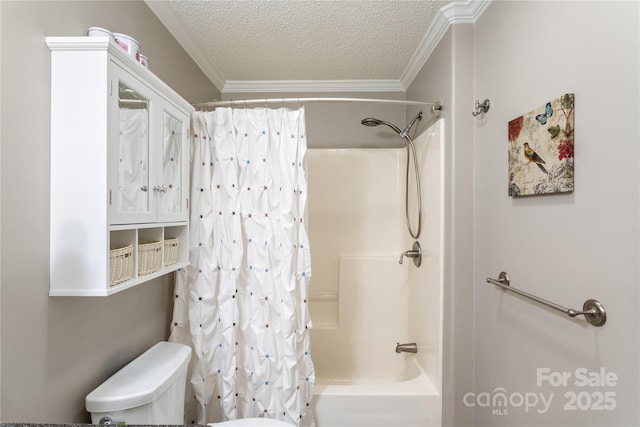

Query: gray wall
[[0, 1, 218, 423], [407, 2, 640, 426], [406, 24, 475, 427], [473, 2, 639, 426]]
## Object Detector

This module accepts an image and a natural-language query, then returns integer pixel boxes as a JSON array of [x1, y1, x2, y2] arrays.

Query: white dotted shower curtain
[[170, 107, 315, 426]]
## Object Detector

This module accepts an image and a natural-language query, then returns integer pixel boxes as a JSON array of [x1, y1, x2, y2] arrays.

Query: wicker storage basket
[[164, 237, 179, 266], [110, 244, 133, 286], [138, 240, 162, 275]]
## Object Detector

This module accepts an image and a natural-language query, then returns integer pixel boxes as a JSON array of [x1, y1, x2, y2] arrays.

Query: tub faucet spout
[[395, 342, 418, 353]]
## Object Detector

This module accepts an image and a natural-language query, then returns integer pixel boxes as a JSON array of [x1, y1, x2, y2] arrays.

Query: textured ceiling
[[146, 1, 487, 92]]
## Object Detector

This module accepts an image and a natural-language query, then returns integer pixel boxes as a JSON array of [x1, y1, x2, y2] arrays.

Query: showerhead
[[360, 117, 403, 134], [360, 112, 422, 138], [361, 118, 384, 127]]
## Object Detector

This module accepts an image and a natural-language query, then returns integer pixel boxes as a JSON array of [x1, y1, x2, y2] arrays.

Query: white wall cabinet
[[48, 36, 192, 296]]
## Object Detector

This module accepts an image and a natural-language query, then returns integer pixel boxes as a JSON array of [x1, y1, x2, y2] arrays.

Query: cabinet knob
[[141, 185, 148, 192]]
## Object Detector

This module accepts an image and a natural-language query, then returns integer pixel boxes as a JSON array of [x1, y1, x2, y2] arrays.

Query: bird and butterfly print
[[507, 93, 575, 197]]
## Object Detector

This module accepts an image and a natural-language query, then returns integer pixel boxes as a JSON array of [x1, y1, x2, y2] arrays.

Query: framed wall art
[[507, 93, 575, 197]]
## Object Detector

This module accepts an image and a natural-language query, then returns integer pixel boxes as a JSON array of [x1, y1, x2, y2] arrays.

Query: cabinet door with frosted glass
[[108, 63, 156, 225], [156, 100, 189, 222]]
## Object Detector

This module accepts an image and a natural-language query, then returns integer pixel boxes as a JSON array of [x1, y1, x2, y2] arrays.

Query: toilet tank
[[86, 341, 191, 425]]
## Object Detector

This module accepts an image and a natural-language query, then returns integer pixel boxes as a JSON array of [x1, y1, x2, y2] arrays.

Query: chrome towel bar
[[486, 271, 607, 327]]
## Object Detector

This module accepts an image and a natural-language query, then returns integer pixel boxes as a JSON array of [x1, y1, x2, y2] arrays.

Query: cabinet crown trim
[[46, 36, 194, 113]]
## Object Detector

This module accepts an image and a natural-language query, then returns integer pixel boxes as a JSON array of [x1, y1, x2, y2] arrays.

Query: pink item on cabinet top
[[138, 54, 149, 68], [113, 32, 140, 61]]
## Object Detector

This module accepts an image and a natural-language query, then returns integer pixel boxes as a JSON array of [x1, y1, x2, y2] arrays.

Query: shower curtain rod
[[193, 97, 442, 112]]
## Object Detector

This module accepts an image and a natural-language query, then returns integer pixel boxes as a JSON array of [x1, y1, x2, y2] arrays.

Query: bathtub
[[312, 356, 441, 427], [307, 123, 444, 427], [308, 255, 442, 427]]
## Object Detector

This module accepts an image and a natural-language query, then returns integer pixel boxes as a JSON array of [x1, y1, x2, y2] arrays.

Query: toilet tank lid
[[86, 341, 191, 413]]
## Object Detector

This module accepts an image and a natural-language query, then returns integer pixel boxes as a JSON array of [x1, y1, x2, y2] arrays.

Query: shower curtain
[[170, 107, 314, 426]]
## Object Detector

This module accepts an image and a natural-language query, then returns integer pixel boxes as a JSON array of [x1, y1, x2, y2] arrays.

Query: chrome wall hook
[[472, 99, 491, 117]]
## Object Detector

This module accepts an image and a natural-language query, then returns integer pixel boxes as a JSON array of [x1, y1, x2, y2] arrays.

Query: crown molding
[[400, 0, 491, 89], [222, 79, 406, 94], [144, 0, 226, 90], [147, 0, 491, 93], [442, 0, 492, 24]]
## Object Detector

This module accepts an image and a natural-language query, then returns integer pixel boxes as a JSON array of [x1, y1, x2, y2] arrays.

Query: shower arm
[[400, 112, 423, 139]]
